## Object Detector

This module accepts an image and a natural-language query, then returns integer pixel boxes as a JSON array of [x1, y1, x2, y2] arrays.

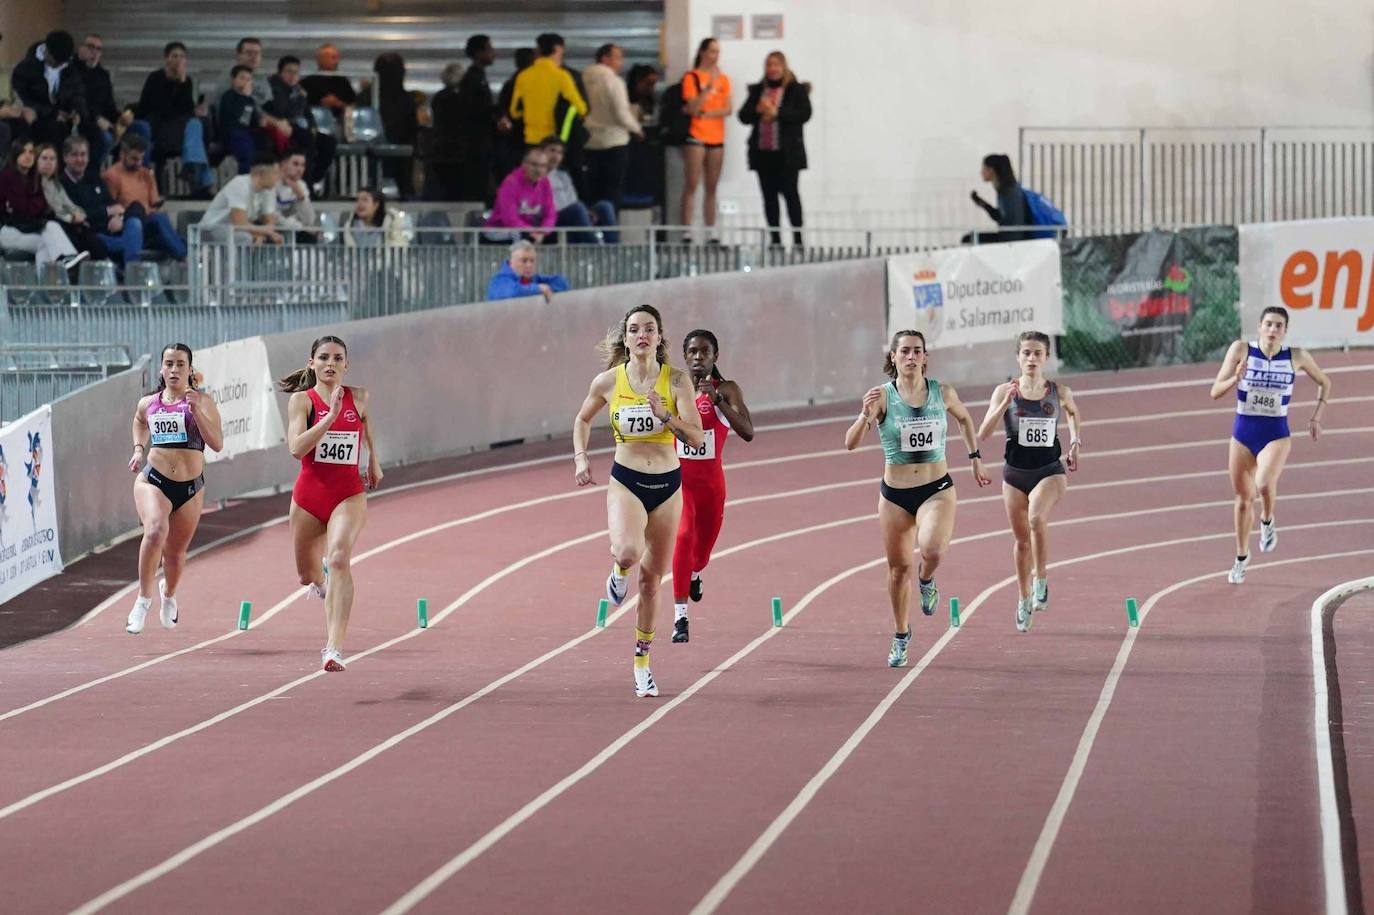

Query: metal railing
[[0, 343, 135, 424], [1020, 125, 1374, 232]]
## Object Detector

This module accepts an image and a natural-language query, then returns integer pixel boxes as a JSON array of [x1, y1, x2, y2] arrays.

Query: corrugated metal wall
[[63, 0, 663, 105]]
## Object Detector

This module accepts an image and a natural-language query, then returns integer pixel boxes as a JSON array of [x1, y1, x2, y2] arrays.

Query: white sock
[[612, 564, 628, 581], [675, 602, 688, 621], [691, 571, 702, 582]]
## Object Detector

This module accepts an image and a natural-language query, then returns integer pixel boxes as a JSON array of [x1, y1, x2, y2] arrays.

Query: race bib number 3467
[[315, 430, 359, 464]]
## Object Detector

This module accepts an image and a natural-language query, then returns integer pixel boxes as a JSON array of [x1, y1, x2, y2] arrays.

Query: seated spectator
[[65, 135, 185, 260], [486, 238, 568, 303], [538, 137, 616, 243], [483, 147, 554, 242], [342, 186, 408, 247], [134, 42, 212, 195], [219, 65, 275, 174], [76, 33, 124, 177], [35, 142, 108, 260], [198, 155, 282, 244], [274, 148, 319, 241], [213, 39, 293, 150], [301, 43, 357, 120], [267, 56, 335, 189], [11, 32, 98, 153], [0, 138, 87, 271]]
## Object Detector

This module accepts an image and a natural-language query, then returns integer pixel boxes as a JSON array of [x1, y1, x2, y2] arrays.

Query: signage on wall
[[711, 15, 744, 40], [752, 14, 784, 39]]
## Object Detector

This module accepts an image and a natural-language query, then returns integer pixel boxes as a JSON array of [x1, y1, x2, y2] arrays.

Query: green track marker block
[[771, 597, 783, 627], [417, 598, 429, 629], [237, 600, 252, 630], [1126, 597, 1139, 628], [950, 596, 961, 628], [596, 599, 609, 628]]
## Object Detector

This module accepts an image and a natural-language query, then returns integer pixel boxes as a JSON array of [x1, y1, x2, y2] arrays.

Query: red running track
[[0, 353, 1370, 914]]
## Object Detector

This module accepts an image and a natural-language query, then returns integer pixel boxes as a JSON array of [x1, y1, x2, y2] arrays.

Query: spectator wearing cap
[[486, 239, 568, 303]]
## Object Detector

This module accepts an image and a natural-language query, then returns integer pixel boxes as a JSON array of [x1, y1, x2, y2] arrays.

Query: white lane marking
[[1311, 575, 1374, 915], [692, 524, 1374, 915], [1069, 362, 1371, 397], [1008, 547, 1374, 915]]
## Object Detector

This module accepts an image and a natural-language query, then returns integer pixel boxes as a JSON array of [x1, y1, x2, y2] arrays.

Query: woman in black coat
[[738, 52, 811, 247], [970, 153, 1031, 242]]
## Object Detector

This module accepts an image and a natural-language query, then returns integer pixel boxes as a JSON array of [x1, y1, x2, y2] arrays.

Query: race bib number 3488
[[1243, 390, 1283, 416]]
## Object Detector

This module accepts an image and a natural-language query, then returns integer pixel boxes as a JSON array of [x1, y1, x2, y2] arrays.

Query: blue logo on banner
[[913, 281, 943, 311]]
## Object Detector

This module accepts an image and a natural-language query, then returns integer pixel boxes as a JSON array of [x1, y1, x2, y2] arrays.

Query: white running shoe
[[158, 579, 178, 629], [887, 632, 912, 668], [1015, 597, 1033, 633], [308, 582, 326, 600], [633, 662, 658, 698], [1228, 555, 1249, 585], [322, 648, 347, 672], [606, 568, 628, 606], [126, 596, 152, 634], [1259, 518, 1277, 554], [1033, 578, 1049, 612]]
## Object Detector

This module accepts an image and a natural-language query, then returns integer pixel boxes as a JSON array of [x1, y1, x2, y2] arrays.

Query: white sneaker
[[308, 582, 326, 600], [1015, 597, 1033, 633], [1259, 518, 1277, 553], [126, 596, 152, 634], [606, 568, 628, 606], [633, 662, 658, 698], [158, 579, 178, 629], [58, 250, 89, 271], [322, 648, 346, 672], [1228, 555, 1249, 585], [1033, 578, 1049, 612]]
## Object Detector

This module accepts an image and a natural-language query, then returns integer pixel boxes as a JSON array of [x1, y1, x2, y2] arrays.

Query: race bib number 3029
[[1018, 416, 1056, 448], [315, 430, 359, 465], [149, 412, 188, 446], [678, 428, 716, 460], [1243, 390, 1283, 416], [900, 417, 942, 453], [617, 404, 661, 438]]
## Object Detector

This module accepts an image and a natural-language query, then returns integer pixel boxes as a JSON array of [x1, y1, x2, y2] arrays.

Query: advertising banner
[[0, 406, 63, 605], [192, 337, 286, 464]]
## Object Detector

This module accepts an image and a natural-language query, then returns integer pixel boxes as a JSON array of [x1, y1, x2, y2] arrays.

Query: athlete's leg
[[671, 482, 699, 603], [879, 494, 919, 635], [1228, 439, 1258, 556], [690, 480, 728, 575], [290, 500, 329, 589], [323, 494, 368, 651], [133, 477, 173, 599], [160, 489, 205, 597], [1003, 483, 1032, 599], [1026, 473, 1068, 580], [914, 489, 956, 582], [638, 490, 682, 637], [1255, 436, 1293, 524]]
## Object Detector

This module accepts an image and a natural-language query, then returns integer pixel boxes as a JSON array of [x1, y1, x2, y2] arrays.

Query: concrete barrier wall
[[51, 257, 1036, 562]]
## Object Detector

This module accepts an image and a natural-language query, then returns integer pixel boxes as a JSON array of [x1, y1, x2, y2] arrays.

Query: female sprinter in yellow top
[[572, 305, 705, 698]]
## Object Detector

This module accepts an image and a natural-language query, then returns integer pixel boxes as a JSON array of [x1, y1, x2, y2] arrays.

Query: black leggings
[[754, 150, 803, 246]]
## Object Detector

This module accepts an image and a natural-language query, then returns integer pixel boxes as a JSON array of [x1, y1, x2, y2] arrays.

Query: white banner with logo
[[0, 406, 63, 605], [886, 240, 1063, 348], [193, 337, 286, 463], [1239, 217, 1374, 348]]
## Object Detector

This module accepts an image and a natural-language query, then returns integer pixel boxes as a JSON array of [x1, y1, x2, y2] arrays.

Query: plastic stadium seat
[[351, 108, 384, 143]]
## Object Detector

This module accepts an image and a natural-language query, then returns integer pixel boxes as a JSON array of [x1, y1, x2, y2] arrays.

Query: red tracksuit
[[673, 384, 731, 601]]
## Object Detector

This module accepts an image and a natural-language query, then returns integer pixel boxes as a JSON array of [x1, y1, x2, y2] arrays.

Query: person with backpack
[[970, 153, 1031, 242]]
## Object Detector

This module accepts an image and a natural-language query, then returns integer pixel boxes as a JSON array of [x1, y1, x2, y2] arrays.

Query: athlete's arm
[[572, 371, 613, 486], [1293, 348, 1332, 440], [129, 395, 152, 472], [355, 387, 383, 490], [189, 388, 225, 452], [656, 370, 705, 448], [845, 386, 884, 450], [286, 390, 335, 459], [976, 382, 1014, 441], [1059, 383, 1082, 471], [1210, 340, 1247, 399], [943, 385, 992, 487], [714, 379, 754, 441]]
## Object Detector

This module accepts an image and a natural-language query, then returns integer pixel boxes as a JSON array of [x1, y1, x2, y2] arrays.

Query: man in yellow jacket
[[510, 32, 587, 147]]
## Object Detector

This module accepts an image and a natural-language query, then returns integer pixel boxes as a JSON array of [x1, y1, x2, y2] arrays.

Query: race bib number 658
[[678, 428, 716, 460]]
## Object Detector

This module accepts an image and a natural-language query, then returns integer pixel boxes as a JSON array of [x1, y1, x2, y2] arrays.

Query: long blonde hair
[[599, 305, 671, 370], [762, 51, 796, 88]]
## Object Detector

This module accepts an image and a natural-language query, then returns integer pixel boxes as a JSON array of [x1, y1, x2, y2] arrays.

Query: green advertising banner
[[1059, 227, 1241, 371]]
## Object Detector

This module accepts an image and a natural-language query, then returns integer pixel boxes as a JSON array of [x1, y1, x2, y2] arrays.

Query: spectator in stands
[[0, 138, 87, 271], [219, 65, 275, 174], [134, 42, 213, 196], [510, 34, 586, 149], [101, 133, 187, 255], [426, 62, 466, 201], [62, 134, 183, 263], [11, 32, 96, 152], [199, 154, 282, 244], [539, 137, 616, 243], [626, 64, 659, 124], [452, 34, 505, 204], [484, 146, 554, 242], [680, 38, 732, 235], [301, 43, 356, 121], [35, 142, 108, 260], [487, 239, 568, 303], [495, 47, 535, 181], [582, 43, 643, 210], [215, 39, 293, 145], [268, 55, 335, 189], [0, 33, 39, 153], [274, 148, 318, 241], [343, 185, 407, 247], [75, 34, 130, 178], [970, 153, 1031, 243], [739, 51, 811, 248], [372, 52, 418, 198]]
